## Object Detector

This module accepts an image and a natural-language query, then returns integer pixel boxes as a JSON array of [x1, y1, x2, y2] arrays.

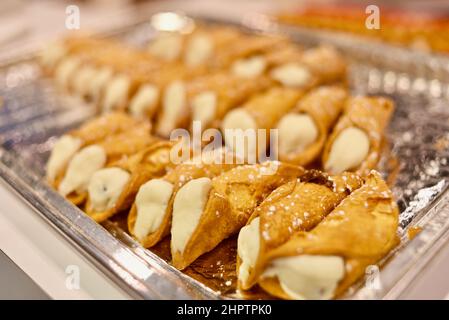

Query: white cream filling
[[157, 81, 186, 137], [262, 255, 345, 300], [191, 91, 217, 127], [277, 113, 318, 155], [270, 63, 312, 88], [102, 74, 131, 113], [87, 167, 130, 212], [237, 217, 260, 286], [87, 67, 114, 101], [231, 56, 267, 78], [133, 179, 174, 240], [58, 145, 107, 197], [221, 108, 258, 161], [55, 56, 81, 89], [148, 32, 183, 61], [129, 84, 160, 118], [171, 177, 212, 254], [184, 34, 213, 67], [40, 42, 67, 69], [325, 127, 370, 174], [46, 135, 82, 182], [72, 66, 97, 96]]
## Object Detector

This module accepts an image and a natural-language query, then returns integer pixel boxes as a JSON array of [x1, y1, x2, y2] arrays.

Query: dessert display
[[38, 22, 405, 300]]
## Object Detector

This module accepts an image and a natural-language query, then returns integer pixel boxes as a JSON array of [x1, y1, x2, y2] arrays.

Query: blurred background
[[1, 0, 449, 62]]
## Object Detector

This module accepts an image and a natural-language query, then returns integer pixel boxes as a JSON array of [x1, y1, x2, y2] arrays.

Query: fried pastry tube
[[126, 27, 243, 119], [236, 170, 362, 290], [222, 87, 304, 161], [40, 36, 124, 73], [229, 43, 304, 79], [257, 171, 399, 300], [147, 25, 242, 64], [170, 161, 304, 270], [158, 71, 274, 134], [277, 86, 348, 166], [47, 37, 160, 100], [84, 141, 174, 222], [192, 73, 274, 130], [110, 28, 250, 119], [101, 62, 197, 115], [190, 45, 307, 131], [46, 112, 145, 185], [128, 148, 237, 248], [56, 122, 153, 205], [268, 46, 347, 90], [322, 96, 394, 175], [155, 34, 287, 137]]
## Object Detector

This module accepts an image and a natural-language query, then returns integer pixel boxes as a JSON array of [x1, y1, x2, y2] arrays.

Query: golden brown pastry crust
[[55, 121, 153, 206], [85, 140, 174, 222], [48, 112, 149, 188], [278, 86, 348, 166], [258, 170, 399, 299], [322, 96, 394, 175], [300, 46, 347, 85], [184, 71, 274, 131], [171, 162, 305, 270], [237, 170, 362, 290], [128, 159, 238, 249]]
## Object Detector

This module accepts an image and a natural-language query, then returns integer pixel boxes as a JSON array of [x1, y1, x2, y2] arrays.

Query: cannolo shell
[[259, 171, 399, 299], [128, 160, 237, 248], [85, 140, 174, 222], [171, 162, 305, 270], [56, 122, 153, 205], [237, 170, 362, 289], [241, 87, 304, 131], [279, 86, 347, 165], [322, 96, 394, 175]]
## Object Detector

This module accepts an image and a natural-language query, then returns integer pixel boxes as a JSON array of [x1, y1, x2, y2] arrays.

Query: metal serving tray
[[1, 14, 449, 299]]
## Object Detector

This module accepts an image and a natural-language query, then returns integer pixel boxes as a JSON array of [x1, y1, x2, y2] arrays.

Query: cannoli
[[236, 170, 362, 290], [322, 96, 394, 175], [46, 112, 145, 185], [84, 140, 174, 222], [155, 34, 288, 137], [56, 121, 153, 205], [128, 148, 237, 248], [211, 34, 288, 70], [257, 171, 399, 300], [40, 36, 112, 73], [192, 73, 274, 130], [149, 25, 242, 66], [221, 87, 304, 161], [269, 46, 346, 89], [156, 70, 274, 135], [229, 42, 306, 80], [170, 161, 304, 270], [277, 86, 348, 166], [47, 36, 159, 96], [128, 26, 243, 120], [189, 45, 307, 131], [147, 32, 185, 62]]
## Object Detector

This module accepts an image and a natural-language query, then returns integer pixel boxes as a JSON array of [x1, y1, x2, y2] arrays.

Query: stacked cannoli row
[[236, 170, 399, 299], [39, 24, 349, 140], [221, 85, 394, 175], [42, 22, 399, 299], [45, 111, 399, 300], [39, 26, 289, 122]]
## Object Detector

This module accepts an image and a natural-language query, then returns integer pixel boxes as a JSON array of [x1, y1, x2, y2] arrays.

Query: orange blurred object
[[278, 4, 449, 53]]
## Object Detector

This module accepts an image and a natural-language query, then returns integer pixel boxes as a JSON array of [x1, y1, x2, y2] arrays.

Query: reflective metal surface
[[0, 14, 448, 299]]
